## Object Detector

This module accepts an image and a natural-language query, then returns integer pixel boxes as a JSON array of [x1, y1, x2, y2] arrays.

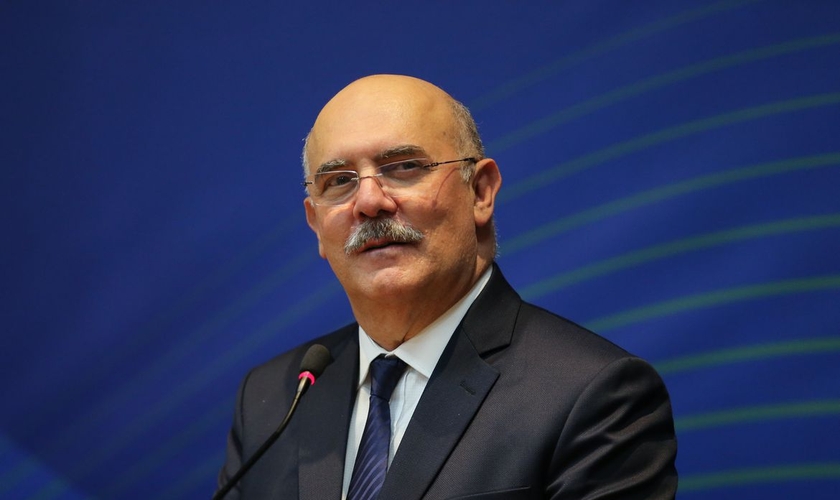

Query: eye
[[318, 171, 357, 190], [379, 159, 427, 178]]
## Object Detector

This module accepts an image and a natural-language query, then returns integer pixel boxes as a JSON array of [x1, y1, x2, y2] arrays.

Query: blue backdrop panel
[[2, 1, 838, 499]]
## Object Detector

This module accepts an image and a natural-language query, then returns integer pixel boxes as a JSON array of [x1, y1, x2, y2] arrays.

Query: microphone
[[213, 344, 333, 500], [296, 343, 333, 396]]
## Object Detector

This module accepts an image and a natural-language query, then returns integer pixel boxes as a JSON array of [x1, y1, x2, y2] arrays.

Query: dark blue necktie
[[347, 355, 407, 500]]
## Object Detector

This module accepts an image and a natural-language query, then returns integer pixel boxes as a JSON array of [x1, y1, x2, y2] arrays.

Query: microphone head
[[299, 344, 333, 379]]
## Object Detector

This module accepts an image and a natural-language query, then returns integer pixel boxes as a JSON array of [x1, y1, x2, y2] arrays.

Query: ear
[[472, 158, 502, 228], [304, 197, 327, 258]]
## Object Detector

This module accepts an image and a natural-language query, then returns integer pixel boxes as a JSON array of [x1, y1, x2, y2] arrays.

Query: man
[[218, 74, 678, 499]]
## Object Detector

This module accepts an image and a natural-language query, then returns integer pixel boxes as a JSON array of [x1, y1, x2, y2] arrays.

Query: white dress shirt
[[341, 268, 492, 499]]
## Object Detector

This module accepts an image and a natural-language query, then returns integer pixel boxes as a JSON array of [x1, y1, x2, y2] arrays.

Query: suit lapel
[[298, 330, 359, 500], [378, 265, 521, 500], [378, 328, 499, 500]]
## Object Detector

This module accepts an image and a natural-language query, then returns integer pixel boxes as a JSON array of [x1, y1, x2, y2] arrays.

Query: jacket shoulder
[[245, 323, 357, 390]]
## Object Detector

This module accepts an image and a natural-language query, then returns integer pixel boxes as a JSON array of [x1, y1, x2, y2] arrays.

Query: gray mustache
[[344, 218, 424, 254]]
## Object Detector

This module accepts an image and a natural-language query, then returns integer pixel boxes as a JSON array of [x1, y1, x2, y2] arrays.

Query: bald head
[[302, 75, 483, 177]]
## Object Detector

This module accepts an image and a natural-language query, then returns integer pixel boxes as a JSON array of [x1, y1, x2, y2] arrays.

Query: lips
[[358, 238, 408, 253]]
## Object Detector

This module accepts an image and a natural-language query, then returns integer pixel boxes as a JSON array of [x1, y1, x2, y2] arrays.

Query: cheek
[[420, 201, 476, 248], [316, 212, 353, 252], [323, 227, 349, 254]]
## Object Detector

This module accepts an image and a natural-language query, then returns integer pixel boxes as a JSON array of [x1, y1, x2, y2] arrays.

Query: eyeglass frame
[[302, 157, 477, 206]]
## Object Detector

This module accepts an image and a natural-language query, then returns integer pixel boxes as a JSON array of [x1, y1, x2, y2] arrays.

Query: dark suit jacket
[[218, 265, 678, 499]]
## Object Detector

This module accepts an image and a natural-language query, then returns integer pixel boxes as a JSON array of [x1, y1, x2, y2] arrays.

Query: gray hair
[[449, 98, 484, 182]]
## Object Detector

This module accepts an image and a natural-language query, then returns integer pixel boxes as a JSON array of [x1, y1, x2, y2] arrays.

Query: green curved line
[[470, 0, 765, 110], [519, 212, 840, 299], [655, 337, 840, 375], [499, 93, 840, 204], [676, 400, 840, 432], [0, 436, 95, 498], [586, 275, 840, 332], [488, 33, 840, 152], [680, 462, 840, 492], [504, 153, 840, 255], [0, 458, 38, 499]]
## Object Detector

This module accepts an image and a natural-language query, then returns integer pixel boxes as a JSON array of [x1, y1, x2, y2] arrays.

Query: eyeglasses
[[303, 157, 476, 206]]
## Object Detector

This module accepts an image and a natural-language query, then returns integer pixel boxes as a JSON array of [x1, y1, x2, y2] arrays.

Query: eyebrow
[[376, 144, 428, 160], [315, 144, 429, 175], [315, 159, 349, 175]]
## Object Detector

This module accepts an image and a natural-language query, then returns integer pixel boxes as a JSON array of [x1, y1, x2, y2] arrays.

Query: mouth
[[357, 238, 411, 253]]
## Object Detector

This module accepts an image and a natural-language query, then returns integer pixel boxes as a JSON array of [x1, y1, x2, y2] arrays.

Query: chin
[[348, 266, 425, 297]]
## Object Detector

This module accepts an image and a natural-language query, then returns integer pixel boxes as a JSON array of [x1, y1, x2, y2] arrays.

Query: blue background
[[2, 1, 839, 498]]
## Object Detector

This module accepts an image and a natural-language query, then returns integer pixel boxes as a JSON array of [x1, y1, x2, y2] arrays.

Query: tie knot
[[369, 356, 406, 401]]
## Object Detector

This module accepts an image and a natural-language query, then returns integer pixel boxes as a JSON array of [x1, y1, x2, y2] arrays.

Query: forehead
[[307, 79, 459, 168]]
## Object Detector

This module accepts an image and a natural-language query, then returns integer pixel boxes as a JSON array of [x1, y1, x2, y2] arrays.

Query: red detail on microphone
[[298, 371, 316, 385]]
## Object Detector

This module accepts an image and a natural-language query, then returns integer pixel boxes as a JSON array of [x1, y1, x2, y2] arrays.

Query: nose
[[352, 173, 397, 219]]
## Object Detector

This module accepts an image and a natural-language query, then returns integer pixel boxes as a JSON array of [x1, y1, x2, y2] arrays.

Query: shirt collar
[[357, 267, 493, 388]]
